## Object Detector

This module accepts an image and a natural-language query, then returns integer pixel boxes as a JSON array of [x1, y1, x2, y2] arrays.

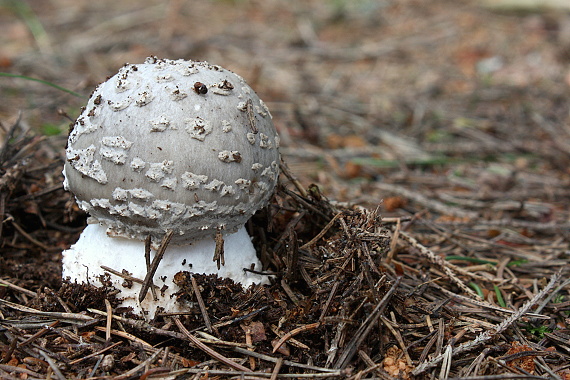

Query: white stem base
[[62, 223, 268, 318]]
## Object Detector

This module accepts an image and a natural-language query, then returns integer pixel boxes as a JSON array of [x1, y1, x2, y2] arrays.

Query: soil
[[0, 0, 569, 379]]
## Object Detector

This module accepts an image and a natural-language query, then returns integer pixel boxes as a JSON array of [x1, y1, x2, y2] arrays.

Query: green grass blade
[[6, 0, 51, 52], [494, 285, 506, 308], [445, 255, 497, 265], [0, 72, 86, 99], [468, 282, 484, 299]]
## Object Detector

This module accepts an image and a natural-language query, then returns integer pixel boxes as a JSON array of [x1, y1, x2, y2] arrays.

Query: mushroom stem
[[62, 223, 268, 318]]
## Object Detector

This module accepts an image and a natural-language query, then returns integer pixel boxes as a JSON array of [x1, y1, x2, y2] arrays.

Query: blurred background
[[1, 0, 570, 214]]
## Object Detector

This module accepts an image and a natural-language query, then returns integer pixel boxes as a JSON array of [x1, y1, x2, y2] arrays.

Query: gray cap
[[64, 57, 280, 245]]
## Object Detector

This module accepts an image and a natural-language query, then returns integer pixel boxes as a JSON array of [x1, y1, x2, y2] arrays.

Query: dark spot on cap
[[194, 82, 208, 94]]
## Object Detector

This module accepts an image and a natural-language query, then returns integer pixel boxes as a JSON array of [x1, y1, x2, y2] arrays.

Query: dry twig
[[334, 276, 401, 369], [174, 317, 252, 372], [139, 230, 173, 303], [412, 270, 563, 375]]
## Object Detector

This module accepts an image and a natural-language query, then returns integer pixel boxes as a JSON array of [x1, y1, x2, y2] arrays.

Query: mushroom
[[62, 57, 280, 317]]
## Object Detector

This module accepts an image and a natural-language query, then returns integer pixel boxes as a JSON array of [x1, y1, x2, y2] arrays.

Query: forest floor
[[0, 0, 569, 378]]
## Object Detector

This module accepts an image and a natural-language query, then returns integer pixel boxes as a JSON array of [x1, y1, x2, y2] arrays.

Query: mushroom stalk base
[[62, 223, 268, 318]]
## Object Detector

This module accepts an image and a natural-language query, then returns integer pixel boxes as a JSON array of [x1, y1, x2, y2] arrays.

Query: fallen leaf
[[505, 341, 535, 374]]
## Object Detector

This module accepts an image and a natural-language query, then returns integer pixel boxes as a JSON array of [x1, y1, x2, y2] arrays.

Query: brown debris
[[1, 1, 570, 377], [0, 140, 567, 380], [504, 341, 536, 374], [382, 346, 413, 379], [1, 101, 569, 380]]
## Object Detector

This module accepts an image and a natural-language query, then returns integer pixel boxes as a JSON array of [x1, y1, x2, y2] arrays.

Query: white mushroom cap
[[64, 57, 280, 245]]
